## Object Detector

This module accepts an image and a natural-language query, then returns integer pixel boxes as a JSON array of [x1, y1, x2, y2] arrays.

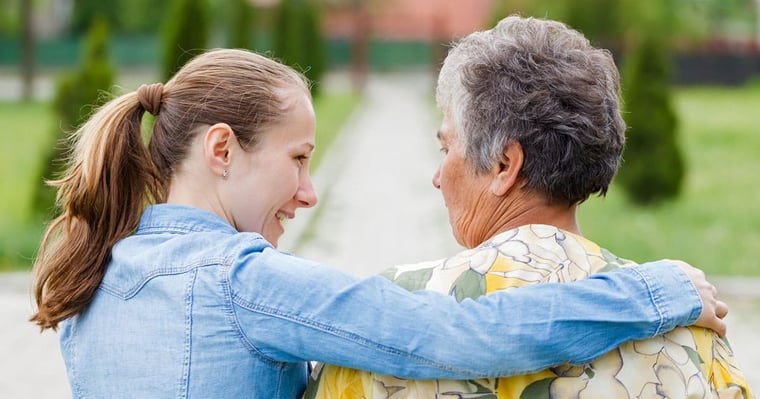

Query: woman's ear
[[490, 141, 524, 196], [203, 123, 235, 178]]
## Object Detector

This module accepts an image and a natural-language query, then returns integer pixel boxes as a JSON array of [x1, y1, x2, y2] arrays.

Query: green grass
[[0, 89, 359, 271], [2, 84, 757, 275], [0, 101, 54, 271], [0, 101, 55, 226], [312, 91, 360, 171], [578, 83, 760, 276]]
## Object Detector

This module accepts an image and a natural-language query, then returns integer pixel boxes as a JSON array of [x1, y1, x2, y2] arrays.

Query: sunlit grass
[[0, 101, 54, 226], [312, 91, 360, 170], [0, 101, 53, 271], [578, 84, 760, 276]]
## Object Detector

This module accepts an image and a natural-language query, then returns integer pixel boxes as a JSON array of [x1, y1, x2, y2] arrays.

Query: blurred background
[[1, 0, 758, 275], [0, 0, 759, 397]]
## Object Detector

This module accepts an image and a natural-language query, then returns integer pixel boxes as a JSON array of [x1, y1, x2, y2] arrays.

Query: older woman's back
[[306, 224, 753, 398]]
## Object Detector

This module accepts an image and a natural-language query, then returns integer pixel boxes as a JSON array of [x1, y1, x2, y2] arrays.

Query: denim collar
[[136, 204, 238, 235]]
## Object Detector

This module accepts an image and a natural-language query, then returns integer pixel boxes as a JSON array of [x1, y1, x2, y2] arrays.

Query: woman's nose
[[297, 174, 318, 208], [432, 167, 441, 189]]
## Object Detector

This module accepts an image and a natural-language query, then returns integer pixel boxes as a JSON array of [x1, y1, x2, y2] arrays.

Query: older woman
[[305, 16, 753, 399]]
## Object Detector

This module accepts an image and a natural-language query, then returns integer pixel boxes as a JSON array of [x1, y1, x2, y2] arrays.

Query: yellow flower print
[[305, 225, 755, 399]]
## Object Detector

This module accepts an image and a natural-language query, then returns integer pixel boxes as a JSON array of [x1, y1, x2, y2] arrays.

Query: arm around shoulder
[[227, 249, 706, 378]]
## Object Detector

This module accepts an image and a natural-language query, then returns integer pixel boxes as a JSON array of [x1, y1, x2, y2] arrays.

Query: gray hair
[[436, 15, 626, 206]]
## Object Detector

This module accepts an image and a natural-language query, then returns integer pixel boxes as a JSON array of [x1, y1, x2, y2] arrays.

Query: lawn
[[0, 89, 359, 271], [0, 101, 55, 271], [578, 83, 760, 276], [1, 83, 757, 275]]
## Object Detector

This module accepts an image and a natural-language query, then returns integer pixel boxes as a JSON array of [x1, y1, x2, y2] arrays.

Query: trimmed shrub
[[617, 34, 685, 205], [273, 0, 326, 95], [227, 0, 254, 49], [70, 0, 122, 35], [35, 17, 115, 216], [162, 0, 209, 81]]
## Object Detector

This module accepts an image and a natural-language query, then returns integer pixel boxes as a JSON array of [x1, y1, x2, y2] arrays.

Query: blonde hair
[[31, 49, 309, 330]]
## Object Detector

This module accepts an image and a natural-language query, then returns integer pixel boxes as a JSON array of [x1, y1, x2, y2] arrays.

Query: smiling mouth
[[276, 212, 293, 223]]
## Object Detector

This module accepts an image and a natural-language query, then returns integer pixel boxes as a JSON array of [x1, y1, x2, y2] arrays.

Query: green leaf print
[[451, 269, 486, 302], [683, 345, 704, 368], [389, 268, 434, 292], [520, 377, 554, 399]]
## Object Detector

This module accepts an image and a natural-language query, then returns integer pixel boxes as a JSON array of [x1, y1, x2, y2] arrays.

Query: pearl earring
[[222, 170, 229, 179]]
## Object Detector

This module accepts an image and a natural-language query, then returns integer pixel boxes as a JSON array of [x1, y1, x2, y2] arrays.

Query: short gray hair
[[436, 15, 625, 206]]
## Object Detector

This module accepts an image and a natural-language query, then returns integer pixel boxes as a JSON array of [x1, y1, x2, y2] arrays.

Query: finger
[[713, 318, 727, 337], [716, 300, 729, 319]]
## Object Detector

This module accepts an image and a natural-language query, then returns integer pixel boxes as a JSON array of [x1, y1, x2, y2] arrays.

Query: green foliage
[[118, 0, 171, 35], [68, 0, 172, 35], [489, 0, 622, 42], [227, 0, 255, 49], [617, 33, 684, 205], [0, 0, 15, 36], [35, 17, 115, 217], [686, 0, 758, 37], [559, 0, 623, 46], [162, 0, 210, 81], [70, 0, 123, 35], [490, 0, 562, 27], [489, 0, 757, 50], [0, 101, 52, 270], [273, 0, 327, 95], [617, 0, 679, 39]]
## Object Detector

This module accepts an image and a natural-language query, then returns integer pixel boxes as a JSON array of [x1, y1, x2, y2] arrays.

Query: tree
[[0, 0, 10, 35], [119, 0, 171, 35], [490, 0, 561, 25], [70, 0, 123, 35], [321, 0, 377, 93], [227, 0, 254, 49], [35, 17, 115, 216], [273, 0, 327, 96], [162, 0, 210, 81], [560, 0, 623, 48], [20, 0, 34, 101], [616, 32, 684, 205]]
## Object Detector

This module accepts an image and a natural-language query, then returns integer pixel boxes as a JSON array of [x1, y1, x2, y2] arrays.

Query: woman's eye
[[295, 155, 309, 166], [439, 147, 448, 155]]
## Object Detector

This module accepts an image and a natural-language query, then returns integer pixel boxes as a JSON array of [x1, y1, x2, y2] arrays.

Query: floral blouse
[[304, 224, 753, 399]]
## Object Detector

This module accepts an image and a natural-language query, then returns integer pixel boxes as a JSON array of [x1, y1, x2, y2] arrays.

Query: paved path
[[1, 72, 757, 397], [279, 72, 461, 271], [0, 273, 70, 398]]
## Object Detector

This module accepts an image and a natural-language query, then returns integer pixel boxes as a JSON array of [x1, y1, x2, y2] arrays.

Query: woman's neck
[[479, 190, 580, 246]]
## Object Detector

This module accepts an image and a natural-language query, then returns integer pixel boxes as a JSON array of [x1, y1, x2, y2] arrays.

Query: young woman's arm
[[230, 247, 703, 378]]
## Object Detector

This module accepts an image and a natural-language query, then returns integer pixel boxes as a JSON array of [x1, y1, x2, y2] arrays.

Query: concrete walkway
[[0, 273, 70, 398], [1, 72, 757, 397]]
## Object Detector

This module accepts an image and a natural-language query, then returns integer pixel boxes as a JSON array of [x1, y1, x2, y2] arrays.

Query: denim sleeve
[[229, 250, 702, 378]]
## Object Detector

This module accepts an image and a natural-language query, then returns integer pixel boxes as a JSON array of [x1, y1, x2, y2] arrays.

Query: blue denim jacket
[[59, 204, 702, 398]]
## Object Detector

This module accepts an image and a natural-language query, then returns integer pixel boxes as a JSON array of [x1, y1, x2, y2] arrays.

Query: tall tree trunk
[[350, 5, 370, 94], [756, 0, 760, 45], [20, 0, 35, 101]]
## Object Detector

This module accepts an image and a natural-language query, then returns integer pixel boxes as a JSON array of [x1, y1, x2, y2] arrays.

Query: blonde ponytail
[[31, 92, 164, 330]]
